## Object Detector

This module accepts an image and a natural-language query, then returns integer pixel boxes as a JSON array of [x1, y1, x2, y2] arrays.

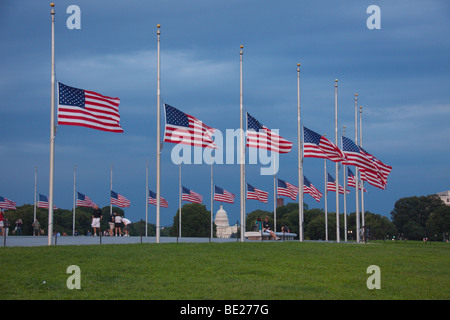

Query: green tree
[[390, 195, 445, 240], [170, 203, 212, 237], [425, 205, 450, 241]]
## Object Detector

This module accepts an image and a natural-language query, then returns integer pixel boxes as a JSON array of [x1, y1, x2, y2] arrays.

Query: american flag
[[111, 191, 131, 208], [359, 147, 392, 189], [360, 170, 385, 190], [214, 186, 235, 204], [0, 196, 17, 210], [347, 167, 357, 188], [326, 173, 347, 194], [76, 192, 96, 208], [247, 113, 292, 154], [347, 168, 367, 192], [164, 104, 217, 149], [38, 194, 58, 210], [148, 190, 169, 208], [277, 179, 298, 200], [341, 136, 378, 172], [303, 126, 346, 162], [57, 82, 123, 133], [246, 183, 269, 204], [182, 186, 203, 204], [303, 176, 323, 202]]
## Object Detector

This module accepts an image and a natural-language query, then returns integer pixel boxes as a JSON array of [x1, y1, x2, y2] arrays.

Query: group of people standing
[[91, 205, 131, 237]]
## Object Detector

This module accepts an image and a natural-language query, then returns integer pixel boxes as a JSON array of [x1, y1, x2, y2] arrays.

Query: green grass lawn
[[0, 241, 448, 300]]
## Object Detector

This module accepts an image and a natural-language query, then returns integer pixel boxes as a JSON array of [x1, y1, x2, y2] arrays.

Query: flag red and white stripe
[[247, 113, 292, 154], [247, 183, 269, 204], [182, 186, 203, 204], [111, 191, 131, 208], [0, 196, 17, 210], [148, 190, 169, 208], [57, 82, 123, 133], [164, 104, 217, 149], [214, 186, 235, 204], [277, 179, 298, 200], [76, 192, 97, 208], [38, 194, 58, 210], [303, 127, 346, 162], [303, 176, 323, 202]]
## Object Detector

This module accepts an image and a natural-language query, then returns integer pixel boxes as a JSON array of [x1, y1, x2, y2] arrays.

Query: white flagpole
[[360, 106, 365, 240], [355, 93, 360, 243], [156, 24, 161, 244], [72, 164, 76, 236], [48, 3, 56, 246], [274, 169, 277, 232], [179, 164, 182, 238], [210, 163, 213, 240], [334, 79, 340, 243], [297, 63, 304, 242], [110, 163, 113, 217], [145, 160, 149, 237], [324, 158, 328, 241], [342, 127, 347, 242], [239, 45, 245, 242], [34, 166, 37, 223]]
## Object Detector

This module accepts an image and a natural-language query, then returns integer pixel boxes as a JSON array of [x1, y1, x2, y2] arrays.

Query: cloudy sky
[[1, 0, 449, 228]]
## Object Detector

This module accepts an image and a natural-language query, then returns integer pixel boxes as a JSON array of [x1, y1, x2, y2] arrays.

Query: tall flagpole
[[324, 158, 328, 241], [179, 164, 182, 238], [110, 163, 113, 217], [355, 93, 360, 243], [360, 105, 365, 239], [273, 169, 277, 232], [145, 161, 149, 237], [343, 127, 347, 242], [156, 24, 161, 244], [297, 63, 304, 242], [48, 3, 56, 246], [239, 45, 245, 242], [334, 79, 340, 243], [72, 164, 76, 236], [210, 163, 213, 240], [34, 166, 37, 223]]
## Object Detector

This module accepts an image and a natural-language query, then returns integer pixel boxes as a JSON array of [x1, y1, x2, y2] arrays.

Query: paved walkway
[[1, 235, 249, 247]]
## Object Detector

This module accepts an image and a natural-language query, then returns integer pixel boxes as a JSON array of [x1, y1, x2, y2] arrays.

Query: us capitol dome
[[214, 205, 238, 238]]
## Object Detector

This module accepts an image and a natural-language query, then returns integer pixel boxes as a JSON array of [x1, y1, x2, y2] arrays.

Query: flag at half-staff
[[303, 176, 323, 202], [0, 196, 16, 210], [359, 147, 392, 190], [149, 190, 168, 208], [347, 168, 367, 192], [76, 192, 97, 208], [277, 179, 298, 200], [303, 126, 346, 162], [38, 194, 58, 209], [327, 173, 347, 194], [246, 183, 268, 204], [110, 191, 131, 208], [246, 113, 293, 153], [182, 186, 203, 204], [341, 136, 378, 172], [164, 104, 217, 149], [214, 186, 235, 204], [347, 167, 357, 188], [57, 83, 123, 133]]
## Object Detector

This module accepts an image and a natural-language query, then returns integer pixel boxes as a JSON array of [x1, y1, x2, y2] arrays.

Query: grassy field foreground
[[0, 241, 448, 299]]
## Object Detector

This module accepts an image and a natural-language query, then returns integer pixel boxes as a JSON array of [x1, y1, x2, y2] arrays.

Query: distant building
[[437, 191, 450, 206], [214, 205, 238, 238]]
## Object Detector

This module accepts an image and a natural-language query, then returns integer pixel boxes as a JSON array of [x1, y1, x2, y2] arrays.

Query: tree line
[[2, 194, 448, 241]]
